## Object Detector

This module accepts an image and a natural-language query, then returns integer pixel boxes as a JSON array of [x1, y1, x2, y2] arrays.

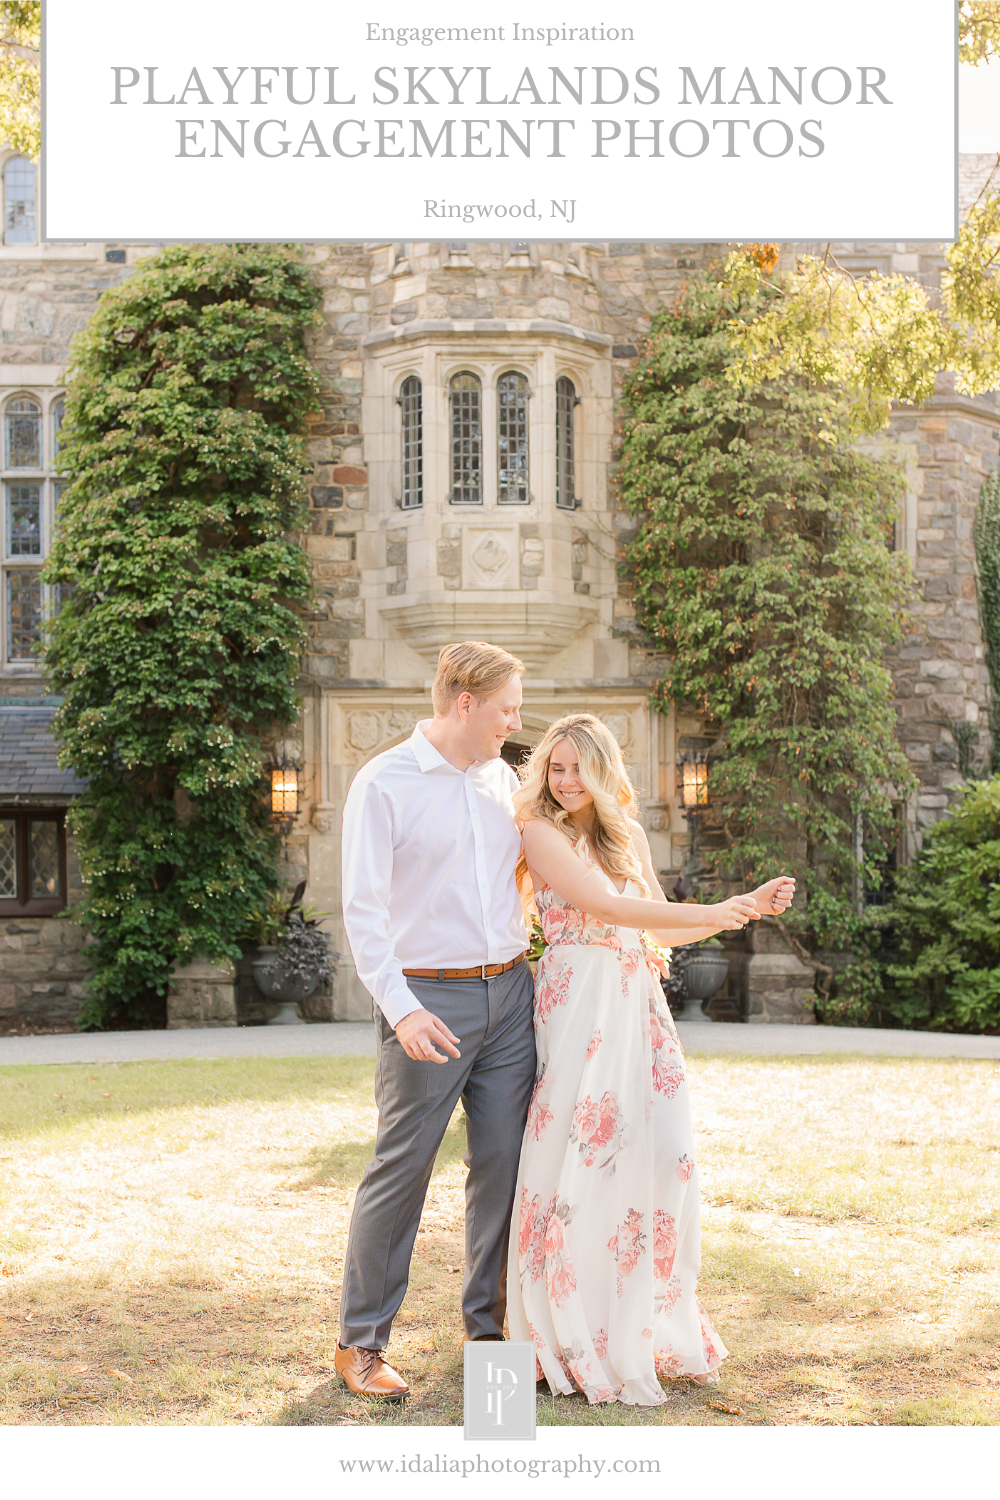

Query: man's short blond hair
[[431, 641, 525, 716]]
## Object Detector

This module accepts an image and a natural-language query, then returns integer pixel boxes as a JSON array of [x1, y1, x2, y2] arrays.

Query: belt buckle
[[480, 962, 488, 980]]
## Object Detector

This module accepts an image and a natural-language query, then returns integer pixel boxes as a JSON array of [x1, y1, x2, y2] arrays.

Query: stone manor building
[[0, 143, 996, 1030]]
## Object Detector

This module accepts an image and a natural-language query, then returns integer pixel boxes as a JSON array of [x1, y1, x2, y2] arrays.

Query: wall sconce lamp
[[677, 753, 709, 809], [268, 757, 302, 841]]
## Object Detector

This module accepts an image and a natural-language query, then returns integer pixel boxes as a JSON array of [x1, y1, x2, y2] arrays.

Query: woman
[[507, 713, 794, 1406]]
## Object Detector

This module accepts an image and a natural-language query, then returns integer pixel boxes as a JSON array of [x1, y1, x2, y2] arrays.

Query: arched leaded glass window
[[450, 372, 482, 504], [3, 156, 36, 245], [497, 371, 529, 504], [4, 398, 41, 470], [398, 376, 423, 509], [7, 570, 42, 658], [6, 484, 41, 555], [556, 376, 579, 510]]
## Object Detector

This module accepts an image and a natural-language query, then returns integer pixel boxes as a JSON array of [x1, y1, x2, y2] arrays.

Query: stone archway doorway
[[500, 738, 533, 770]]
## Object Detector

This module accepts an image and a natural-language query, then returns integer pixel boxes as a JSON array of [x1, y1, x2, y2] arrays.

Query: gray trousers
[[339, 959, 536, 1349]]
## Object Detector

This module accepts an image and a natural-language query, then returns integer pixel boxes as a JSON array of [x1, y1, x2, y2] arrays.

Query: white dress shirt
[[341, 721, 528, 1028]]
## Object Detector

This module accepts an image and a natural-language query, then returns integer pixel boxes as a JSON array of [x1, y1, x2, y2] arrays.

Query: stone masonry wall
[[0, 244, 146, 368], [0, 839, 89, 1034], [887, 393, 998, 839]]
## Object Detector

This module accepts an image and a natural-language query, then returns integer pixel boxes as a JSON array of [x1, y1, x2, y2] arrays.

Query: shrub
[[617, 273, 917, 988], [882, 777, 1000, 1032], [816, 954, 883, 1027], [42, 243, 322, 1028]]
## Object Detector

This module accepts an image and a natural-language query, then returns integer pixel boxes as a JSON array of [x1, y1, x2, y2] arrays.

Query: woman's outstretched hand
[[716, 893, 760, 930], [749, 876, 796, 917]]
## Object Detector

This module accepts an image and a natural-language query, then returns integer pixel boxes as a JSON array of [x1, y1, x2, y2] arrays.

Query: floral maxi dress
[[506, 853, 727, 1405]]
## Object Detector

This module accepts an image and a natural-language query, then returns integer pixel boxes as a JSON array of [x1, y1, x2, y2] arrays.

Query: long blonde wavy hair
[[513, 713, 648, 903]]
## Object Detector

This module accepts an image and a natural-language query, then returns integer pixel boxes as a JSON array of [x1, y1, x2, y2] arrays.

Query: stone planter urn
[[679, 945, 730, 1022], [251, 945, 321, 1026]]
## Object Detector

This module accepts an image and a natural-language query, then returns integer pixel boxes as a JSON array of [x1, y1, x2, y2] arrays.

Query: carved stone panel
[[601, 713, 633, 755], [346, 711, 381, 752], [335, 704, 424, 766], [462, 527, 517, 590]]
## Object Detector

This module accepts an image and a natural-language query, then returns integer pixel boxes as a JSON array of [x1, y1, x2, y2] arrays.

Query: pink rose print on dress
[[558, 1344, 618, 1404], [654, 1279, 681, 1317], [649, 1006, 685, 1097], [641, 1327, 652, 1339], [698, 1303, 726, 1371], [528, 1320, 546, 1382], [654, 1348, 683, 1378], [520, 1192, 579, 1304], [519, 1189, 557, 1283], [653, 1209, 678, 1282], [607, 1207, 647, 1297], [534, 957, 572, 1028], [526, 1065, 554, 1141], [540, 901, 586, 948], [534, 879, 629, 955], [543, 1203, 579, 1309], [619, 945, 642, 997], [570, 1091, 628, 1179], [593, 1327, 608, 1360], [586, 1029, 602, 1060], [675, 1154, 694, 1182]]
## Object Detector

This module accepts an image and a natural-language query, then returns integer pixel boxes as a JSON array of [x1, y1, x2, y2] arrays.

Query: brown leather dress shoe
[[335, 1344, 409, 1401]]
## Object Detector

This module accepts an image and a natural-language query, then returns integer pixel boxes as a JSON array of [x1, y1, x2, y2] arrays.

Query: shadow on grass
[[295, 1113, 470, 1193], [0, 1055, 378, 1143], [5, 1265, 996, 1427]]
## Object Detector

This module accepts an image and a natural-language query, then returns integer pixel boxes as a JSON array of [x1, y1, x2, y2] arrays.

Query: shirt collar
[[410, 720, 498, 777], [410, 720, 459, 774]]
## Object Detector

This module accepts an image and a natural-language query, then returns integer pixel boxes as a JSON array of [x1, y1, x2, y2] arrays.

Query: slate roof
[[0, 704, 86, 800]]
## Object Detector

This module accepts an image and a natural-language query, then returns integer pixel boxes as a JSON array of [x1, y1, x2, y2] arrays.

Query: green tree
[[42, 243, 322, 1028], [0, 2, 39, 158], [884, 776, 1000, 1032], [960, 1, 1000, 63], [618, 274, 917, 1003], [722, 6, 1000, 435]]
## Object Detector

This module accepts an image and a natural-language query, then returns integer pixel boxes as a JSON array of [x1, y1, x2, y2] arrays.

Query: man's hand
[[395, 1008, 462, 1064], [716, 894, 759, 930], [750, 876, 796, 917]]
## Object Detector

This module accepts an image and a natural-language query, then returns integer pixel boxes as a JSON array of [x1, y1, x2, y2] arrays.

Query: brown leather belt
[[402, 952, 527, 981]]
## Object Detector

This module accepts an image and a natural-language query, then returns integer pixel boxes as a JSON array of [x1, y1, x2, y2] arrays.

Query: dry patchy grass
[[0, 1052, 997, 1427]]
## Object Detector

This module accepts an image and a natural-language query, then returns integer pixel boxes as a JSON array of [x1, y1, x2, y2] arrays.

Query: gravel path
[[1, 1019, 998, 1067]]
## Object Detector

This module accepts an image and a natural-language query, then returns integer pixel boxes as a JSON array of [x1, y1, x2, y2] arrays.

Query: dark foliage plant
[[278, 912, 337, 988], [616, 274, 918, 1003], [246, 882, 336, 986], [973, 467, 1000, 771], [42, 243, 322, 1028], [881, 776, 1000, 1033]]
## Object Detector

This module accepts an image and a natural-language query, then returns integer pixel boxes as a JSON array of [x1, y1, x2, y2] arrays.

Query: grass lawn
[[0, 1051, 997, 1427]]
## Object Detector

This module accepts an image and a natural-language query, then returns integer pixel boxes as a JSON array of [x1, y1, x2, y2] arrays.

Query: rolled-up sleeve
[[341, 773, 424, 1029]]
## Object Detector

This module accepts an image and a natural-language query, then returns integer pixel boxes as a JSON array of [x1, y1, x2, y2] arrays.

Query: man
[[335, 641, 535, 1400]]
